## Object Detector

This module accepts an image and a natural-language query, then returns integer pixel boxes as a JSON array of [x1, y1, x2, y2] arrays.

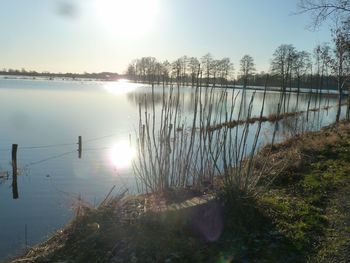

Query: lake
[[0, 78, 345, 260]]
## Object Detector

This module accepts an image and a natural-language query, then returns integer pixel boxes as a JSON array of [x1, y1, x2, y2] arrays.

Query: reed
[[133, 73, 345, 200], [133, 72, 210, 193]]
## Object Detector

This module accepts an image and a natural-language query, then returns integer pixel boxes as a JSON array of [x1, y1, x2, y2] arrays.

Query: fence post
[[12, 144, 19, 199], [78, 136, 82, 159]]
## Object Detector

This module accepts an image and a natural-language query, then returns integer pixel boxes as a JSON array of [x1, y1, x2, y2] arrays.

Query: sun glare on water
[[94, 0, 159, 38], [109, 140, 136, 169], [103, 79, 139, 95]]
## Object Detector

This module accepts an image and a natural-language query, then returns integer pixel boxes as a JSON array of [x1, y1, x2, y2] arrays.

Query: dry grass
[[9, 188, 220, 263], [10, 121, 350, 263], [257, 120, 350, 184], [206, 102, 348, 133]]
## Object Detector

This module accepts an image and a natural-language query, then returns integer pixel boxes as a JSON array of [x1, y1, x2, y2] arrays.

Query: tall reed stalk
[[133, 73, 337, 199]]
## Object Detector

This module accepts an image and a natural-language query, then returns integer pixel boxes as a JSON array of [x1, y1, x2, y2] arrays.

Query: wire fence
[[0, 131, 136, 200], [0, 131, 132, 171]]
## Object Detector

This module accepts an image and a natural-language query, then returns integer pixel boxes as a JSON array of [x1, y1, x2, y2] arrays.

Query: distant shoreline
[[0, 75, 347, 96], [0, 72, 124, 82]]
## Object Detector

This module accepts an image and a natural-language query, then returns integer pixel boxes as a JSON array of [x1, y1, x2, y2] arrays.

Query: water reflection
[[0, 171, 9, 185], [109, 140, 136, 169], [0, 138, 137, 200], [125, 86, 340, 122], [0, 79, 346, 261], [103, 79, 139, 95], [127, 89, 164, 106]]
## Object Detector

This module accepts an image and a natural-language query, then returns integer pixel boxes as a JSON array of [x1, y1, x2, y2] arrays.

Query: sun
[[109, 140, 136, 169], [94, 0, 159, 38]]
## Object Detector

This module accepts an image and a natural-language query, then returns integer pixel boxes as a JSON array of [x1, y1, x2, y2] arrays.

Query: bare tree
[[178, 56, 188, 86], [134, 57, 158, 83], [217, 58, 234, 87], [298, 0, 350, 27], [188, 57, 200, 87], [240, 55, 256, 89], [297, 0, 350, 121], [313, 43, 332, 110], [332, 25, 350, 121], [314, 44, 332, 90], [271, 44, 297, 112], [171, 59, 182, 85], [162, 60, 171, 86], [211, 59, 220, 88], [294, 51, 312, 107], [271, 45, 297, 89], [126, 61, 137, 81], [154, 62, 163, 85], [201, 53, 214, 87]]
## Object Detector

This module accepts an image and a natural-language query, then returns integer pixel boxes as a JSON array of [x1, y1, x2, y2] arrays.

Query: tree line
[[125, 54, 234, 88], [126, 0, 350, 95], [0, 68, 119, 81], [125, 39, 349, 93]]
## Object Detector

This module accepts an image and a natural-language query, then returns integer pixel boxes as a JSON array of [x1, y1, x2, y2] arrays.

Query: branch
[[296, 0, 350, 27]]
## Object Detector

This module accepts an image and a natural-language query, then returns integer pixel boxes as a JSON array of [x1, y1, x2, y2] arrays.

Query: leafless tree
[[133, 57, 158, 83], [201, 53, 214, 87], [171, 58, 182, 85], [314, 44, 332, 90], [240, 55, 256, 89], [211, 59, 220, 88], [179, 56, 188, 86], [126, 61, 137, 81], [217, 58, 234, 87], [154, 62, 163, 85], [162, 60, 171, 86], [271, 44, 297, 112], [313, 43, 333, 110], [188, 57, 200, 87], [291, 50, 312, 109], [298, 0, 350, 121], [298, 0, 350, 27], [332, 25, 350, 121], [271, 45, 297, 89]]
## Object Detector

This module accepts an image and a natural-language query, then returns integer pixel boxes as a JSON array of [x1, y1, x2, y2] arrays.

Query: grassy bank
[[9, 122, 350, 263]]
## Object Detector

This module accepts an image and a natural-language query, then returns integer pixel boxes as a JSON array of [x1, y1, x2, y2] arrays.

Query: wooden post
[[78, 136, 82, 159], [25, 224, 28, 250], [12, 144, 19, 199]]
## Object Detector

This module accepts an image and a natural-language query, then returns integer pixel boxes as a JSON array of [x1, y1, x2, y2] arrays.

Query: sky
[[0, 0, 333, 74]]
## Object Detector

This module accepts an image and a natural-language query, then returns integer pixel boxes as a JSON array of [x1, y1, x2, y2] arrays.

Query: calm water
[[0, 78, 344, 260]]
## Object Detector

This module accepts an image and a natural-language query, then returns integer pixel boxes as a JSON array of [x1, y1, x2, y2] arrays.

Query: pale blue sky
[[0, 0, 332, 73]]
